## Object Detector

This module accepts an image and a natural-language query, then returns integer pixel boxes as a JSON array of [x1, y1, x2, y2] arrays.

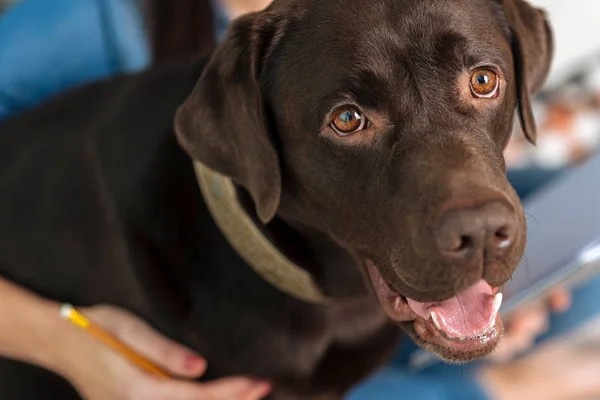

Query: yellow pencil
[[59, 304, 170, 378]]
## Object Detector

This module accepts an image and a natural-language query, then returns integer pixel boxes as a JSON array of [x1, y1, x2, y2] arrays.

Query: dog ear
[[503, 0, 554, 145], [175, 11, 286, 224]]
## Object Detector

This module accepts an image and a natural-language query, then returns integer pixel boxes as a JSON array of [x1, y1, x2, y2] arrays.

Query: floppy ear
[[175, 11, 285, 224], [503, 0, 554, 145]]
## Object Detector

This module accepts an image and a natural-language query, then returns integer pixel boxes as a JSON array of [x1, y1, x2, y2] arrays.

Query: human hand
[[488, 286, 572, 362], [57, 305, 271, 400], [220, 0, 272, 18], [479, 337, 600, 400]]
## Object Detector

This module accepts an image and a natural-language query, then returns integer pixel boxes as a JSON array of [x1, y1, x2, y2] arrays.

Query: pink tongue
[[406, 280, 495, 338]]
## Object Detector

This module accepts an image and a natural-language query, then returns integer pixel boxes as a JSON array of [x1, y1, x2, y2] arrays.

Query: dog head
[[175, 0, 553, 362]]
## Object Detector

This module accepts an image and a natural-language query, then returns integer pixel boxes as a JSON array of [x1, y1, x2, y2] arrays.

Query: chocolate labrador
[[0, 0, 552, 399]]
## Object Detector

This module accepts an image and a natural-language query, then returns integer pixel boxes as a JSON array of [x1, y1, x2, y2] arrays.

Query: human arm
[[0, 276, 270, 400], [0, 275, 69, 372]]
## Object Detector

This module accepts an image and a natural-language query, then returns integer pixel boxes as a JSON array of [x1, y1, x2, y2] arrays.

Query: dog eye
[[330, 106, 367, 136], [470, 69, 499, 98]]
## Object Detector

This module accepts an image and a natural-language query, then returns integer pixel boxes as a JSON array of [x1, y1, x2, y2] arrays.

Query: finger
[[510, 306, 549, 338], [488, 337, 517, 362], [491, 320, 541, 363], [138, 377, 271, 400], [489, 327, 533, 363], [241, 382, 273, 400], [505, 303, 544, 335], [490, 336, 530, 362], [546, 287, 572, 313], [493, 309, 549, 363], [86, 306, 206, 378], [202, 378, 271, 400]]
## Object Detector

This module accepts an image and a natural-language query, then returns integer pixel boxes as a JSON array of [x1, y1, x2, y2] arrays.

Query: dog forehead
[[292, 0, 502, 30], [274, 0, 508, 53], [269, 0, 508, 81], [266, 0, 511, 127]]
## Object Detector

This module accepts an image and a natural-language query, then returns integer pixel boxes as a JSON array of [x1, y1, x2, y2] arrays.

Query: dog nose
[[435, 202, 517, 263]]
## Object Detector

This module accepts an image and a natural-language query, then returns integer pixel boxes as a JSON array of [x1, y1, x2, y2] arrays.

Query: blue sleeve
[[345, 367, 490, 400], [210, 0, 231, 40], [0, 0, 150, 119]]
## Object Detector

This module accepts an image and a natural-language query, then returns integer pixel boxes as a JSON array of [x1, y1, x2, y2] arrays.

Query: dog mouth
[[366, 261, 503, 360]]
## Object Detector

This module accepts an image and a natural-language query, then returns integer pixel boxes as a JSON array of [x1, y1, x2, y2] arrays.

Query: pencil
[[59, 304, 170, 378]]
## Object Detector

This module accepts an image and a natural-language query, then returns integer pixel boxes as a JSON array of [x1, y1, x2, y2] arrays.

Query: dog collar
[[193, 161, 328, 304]]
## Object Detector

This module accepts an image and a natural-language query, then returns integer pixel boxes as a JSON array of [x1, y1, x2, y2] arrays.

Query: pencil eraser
[[59, 304, 74, 320]]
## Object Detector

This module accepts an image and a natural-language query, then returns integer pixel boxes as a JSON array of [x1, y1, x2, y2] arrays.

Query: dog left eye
[[330, 106, 367, 136], [470, 69, 499, 98]]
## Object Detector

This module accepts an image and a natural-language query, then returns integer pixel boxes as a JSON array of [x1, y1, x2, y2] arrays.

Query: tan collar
[[193, 161, 328, 304]]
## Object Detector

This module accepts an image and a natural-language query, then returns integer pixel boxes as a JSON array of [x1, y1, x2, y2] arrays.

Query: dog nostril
[[439, 234, 474, 253], [493, 228, 512, 249], [438, 234, 476, 257], [495, 229, 507, 240], [457, 235, 474, 252]]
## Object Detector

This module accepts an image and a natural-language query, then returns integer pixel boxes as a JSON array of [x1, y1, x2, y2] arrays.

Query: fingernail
[[184, 354, 205, 372]]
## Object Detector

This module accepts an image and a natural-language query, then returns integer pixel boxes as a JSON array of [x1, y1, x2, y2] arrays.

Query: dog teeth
[[487, 316, 496, 331], [493, 292, 503, 314], [483, 293, 503, 332], [394, 297, 402, 310], [430, 311, 442, 331]]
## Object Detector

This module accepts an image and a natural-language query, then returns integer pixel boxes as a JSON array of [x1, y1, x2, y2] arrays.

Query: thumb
[[546, 286, 572, 313], [84, 305, 206, 378]]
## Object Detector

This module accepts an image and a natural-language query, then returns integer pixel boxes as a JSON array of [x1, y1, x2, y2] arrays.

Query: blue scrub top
[[0, 0, 149, 119]]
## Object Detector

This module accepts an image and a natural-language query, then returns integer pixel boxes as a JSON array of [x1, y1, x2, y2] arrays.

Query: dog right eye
[[470, 69, 499, 98], [330, 106, 367, 136]]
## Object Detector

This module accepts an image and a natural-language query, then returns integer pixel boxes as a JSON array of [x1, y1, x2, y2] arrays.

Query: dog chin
[[365, 260, 504, 362]]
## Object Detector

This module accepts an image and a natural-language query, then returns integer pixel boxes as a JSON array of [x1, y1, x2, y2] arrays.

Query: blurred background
[[506, 0, 600, 172]]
